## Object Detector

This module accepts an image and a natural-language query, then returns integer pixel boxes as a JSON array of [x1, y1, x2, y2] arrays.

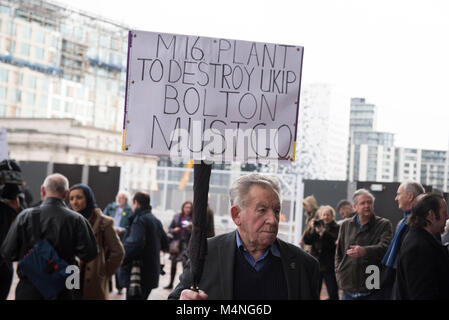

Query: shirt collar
[[355, 213, 375, 229], [235, 230, 280, 258], [403, 209, 412, 219]]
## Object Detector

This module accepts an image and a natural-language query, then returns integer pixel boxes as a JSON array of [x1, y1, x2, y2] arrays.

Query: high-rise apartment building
[[294, 83, 349, 180], [348, 97, 395, 182], [0, 0, 127, 130], [0, 0, 157, 194]]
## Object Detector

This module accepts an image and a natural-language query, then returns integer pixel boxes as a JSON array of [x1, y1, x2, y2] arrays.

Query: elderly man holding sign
[[168, 173, 320, 300], [123, 30, 309, 299]]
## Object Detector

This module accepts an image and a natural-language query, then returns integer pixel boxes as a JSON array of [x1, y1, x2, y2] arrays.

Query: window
[[0, 86, 7, 99], [0, 69, 8, 82], [51, 35, 59, 48], [25, 92, 35, 105], [53, 81, 60, 94], [0, 4, 11, 14], [5, 39, 15, 53], [0, 104, 5, 116], [27, 75, 36, 89], [20, 43, 30, 56], [34, 29, 45, 44], [6, 21, 16, 35], [100, 35, 109, 48], [34, 47, 45, 60], [65, 101, 72, 113], [14, 72, 23, 85], [21, 25, 31, 40], [66, 86, 74, 97], [40, 78, 49, 91], [39, 95, 47, 108], [52, 98, 60, 111], [13, 89, 21, 102]]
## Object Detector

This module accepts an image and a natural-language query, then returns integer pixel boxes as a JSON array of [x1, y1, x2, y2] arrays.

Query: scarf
[[381, 210, 411, 268], [68, 183, 98, 219]]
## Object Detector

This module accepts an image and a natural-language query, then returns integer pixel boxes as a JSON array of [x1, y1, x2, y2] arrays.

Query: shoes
[[163, 284, 173, 290]]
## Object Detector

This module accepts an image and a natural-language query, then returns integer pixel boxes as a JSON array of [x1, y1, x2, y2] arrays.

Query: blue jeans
[[342, 291, 376, 300]]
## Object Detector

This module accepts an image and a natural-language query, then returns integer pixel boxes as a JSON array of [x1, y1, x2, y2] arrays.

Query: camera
[[0, 159, 23, 200], [0, 159, 22, 185], [313, 219, 324, 228]]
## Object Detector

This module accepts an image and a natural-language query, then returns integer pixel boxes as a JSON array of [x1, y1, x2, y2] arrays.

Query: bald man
[[0, 173, 98, 300]]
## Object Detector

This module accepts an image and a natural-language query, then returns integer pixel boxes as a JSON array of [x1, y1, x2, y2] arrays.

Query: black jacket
[[120, 206, 168, 293], [0, 197, 98, 266], [395, 226, 449, 300], [0, 201, 19, 265], [168, 231, 320, 300], [303, 220, 340, 272]]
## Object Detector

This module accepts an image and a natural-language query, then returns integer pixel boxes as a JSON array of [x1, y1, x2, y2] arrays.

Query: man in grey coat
[[168, 173, 320, 300]]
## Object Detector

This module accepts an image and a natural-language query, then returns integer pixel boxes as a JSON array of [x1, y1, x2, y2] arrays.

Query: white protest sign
[[0, 128, 8, 161], [122, 30, 303, 164]]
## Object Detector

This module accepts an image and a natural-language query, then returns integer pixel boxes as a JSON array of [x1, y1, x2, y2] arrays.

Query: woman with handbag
[[164, 201, 193, 290], [69, 184, 124, 299]]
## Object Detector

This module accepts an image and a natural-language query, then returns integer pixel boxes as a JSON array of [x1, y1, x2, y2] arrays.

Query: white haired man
[[103, 190, 133, 294], [377, 181, 424, 299], [168, 173, 320, 300], [335, 188, 393, 300]]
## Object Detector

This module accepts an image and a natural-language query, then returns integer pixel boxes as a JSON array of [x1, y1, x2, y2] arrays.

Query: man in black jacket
[[168, 173, 320, 300], [0, 173, 98, 300], [395, 193, 449, 299], [120, 191, 168, 300]]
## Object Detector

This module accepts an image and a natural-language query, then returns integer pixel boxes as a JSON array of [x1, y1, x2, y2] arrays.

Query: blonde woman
[[299, 195, 319, 253], [303, 205, 340, 300]]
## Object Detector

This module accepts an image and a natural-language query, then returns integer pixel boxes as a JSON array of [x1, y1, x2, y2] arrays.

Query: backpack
[[18, 208, 70, 300]]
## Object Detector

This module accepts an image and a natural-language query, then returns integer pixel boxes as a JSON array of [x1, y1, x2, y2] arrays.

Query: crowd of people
[[299, 182, 449, 300], [0, 159, 448, 300]]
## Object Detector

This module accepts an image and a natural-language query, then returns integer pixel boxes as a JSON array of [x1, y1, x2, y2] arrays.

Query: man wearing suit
[[168, 173, 320, 300], [395, 193, 449, 299]]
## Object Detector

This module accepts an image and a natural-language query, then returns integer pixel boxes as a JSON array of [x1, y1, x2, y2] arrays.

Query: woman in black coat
[[303, 205, 340, 300], [164, 201, 193, 290]]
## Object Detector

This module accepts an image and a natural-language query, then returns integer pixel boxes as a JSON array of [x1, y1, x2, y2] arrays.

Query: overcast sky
[[55, 0, 449, 151]]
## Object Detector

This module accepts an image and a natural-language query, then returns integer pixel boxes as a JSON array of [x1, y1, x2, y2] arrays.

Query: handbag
[[127, 260, 142, 299], [18, 209, 70, 300], [169, 239, 181, 255]]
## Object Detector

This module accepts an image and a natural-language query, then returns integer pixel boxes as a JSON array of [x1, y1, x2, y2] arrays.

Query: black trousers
[[319, 270, 339, 300], [0, 262, 13, 300]]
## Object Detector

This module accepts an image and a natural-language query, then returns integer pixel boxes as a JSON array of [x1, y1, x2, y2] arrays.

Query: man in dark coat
[[377, 181, 424, 299], [0, 173, 98, 300], [0, 189, 21, 299], [120, 191, 168, 300], [168, 173, 320, 300], [395, 193, 449, 300]]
